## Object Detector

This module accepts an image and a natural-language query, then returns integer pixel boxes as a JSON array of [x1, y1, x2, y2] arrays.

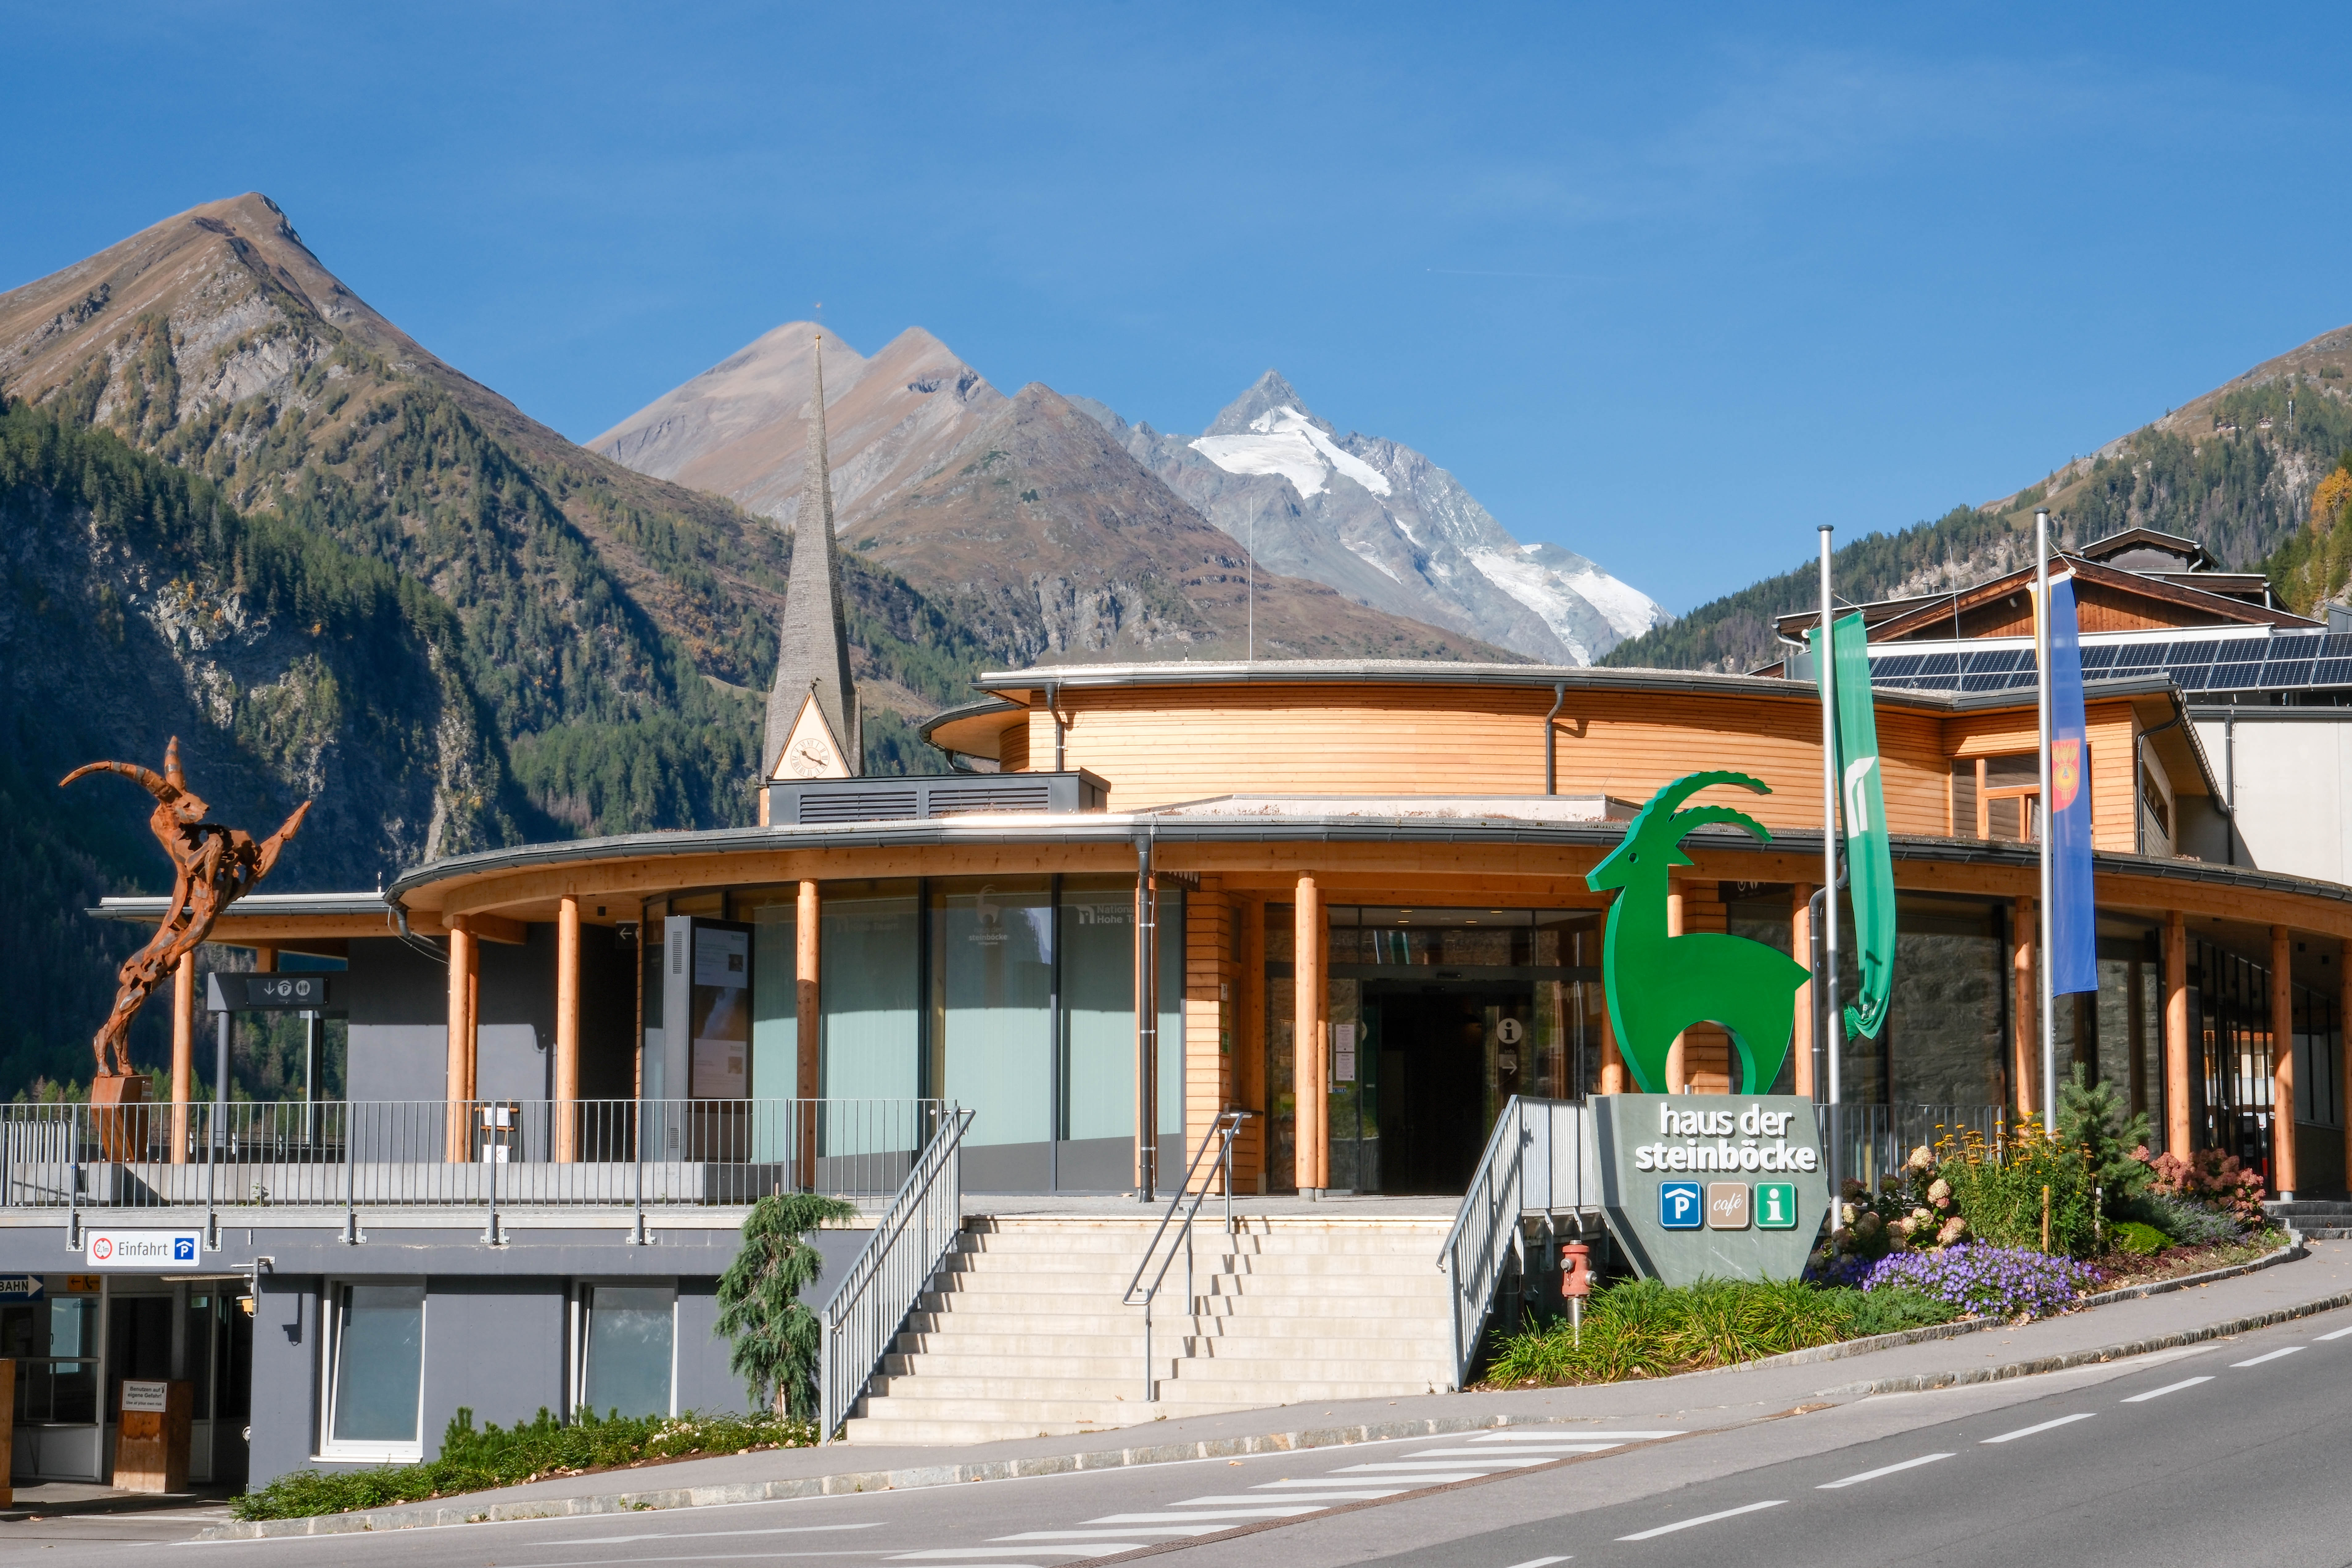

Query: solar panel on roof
[[2210, 662, 2265, 688], [2324, 635, 2352, 660], [1915, 654, 1959, 677], [2316, 658, 2352, 686], [2260, 655, 2317, 687], [2170, 664, 2214, 691], [1873, 655, 1924, 679], [2079, 645, 2119, 671]]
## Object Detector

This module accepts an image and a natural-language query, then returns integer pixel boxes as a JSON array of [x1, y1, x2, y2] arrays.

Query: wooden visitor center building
[[13, 409, 2352, 1488]]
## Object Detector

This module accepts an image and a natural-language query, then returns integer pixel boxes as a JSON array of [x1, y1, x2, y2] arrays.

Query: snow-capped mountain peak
[[1190, 403, 1394, 500], [1091, 371, 1668, 665]]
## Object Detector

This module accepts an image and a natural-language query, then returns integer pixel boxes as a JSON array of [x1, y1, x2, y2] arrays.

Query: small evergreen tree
[[2055, 1063, 2152, 1211], [715, 1193, 858, 1418]]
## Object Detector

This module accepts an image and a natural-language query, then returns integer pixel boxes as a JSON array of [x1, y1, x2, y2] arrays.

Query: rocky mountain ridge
[[1604, 321, 2352, 674]]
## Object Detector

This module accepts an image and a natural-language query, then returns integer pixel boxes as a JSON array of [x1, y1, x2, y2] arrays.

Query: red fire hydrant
[[1560, 1241, 1591, 1346]]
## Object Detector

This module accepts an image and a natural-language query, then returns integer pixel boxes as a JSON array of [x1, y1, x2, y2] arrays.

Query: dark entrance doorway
[[1360, 983, 1535, 1194]]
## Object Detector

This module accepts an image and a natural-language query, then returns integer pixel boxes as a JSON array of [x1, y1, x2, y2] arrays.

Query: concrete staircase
[[840, 1215, 1456, 1445], [2267, 1199, 2352, 1240]]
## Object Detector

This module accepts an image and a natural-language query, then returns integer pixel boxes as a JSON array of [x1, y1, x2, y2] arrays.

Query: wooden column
[[797, 881, 820, 1190], [254, 946, 276, 975], [445, 914, 474, 1162], [1293, 875, 1325, 1194], [2166, 911, 2192, 1154], [1598, 1006, 1627, 1095], [2012, 896, 2038, 1120], [2342, 939, 2352, 1203], [1664, 881, 1686, 1093], [169, 954, 195, 1165], [553, 895, 580, 1164], [1235, 898, 1266, 1188], [1186, 885, 1235, 1193], [2272, 924, 2298, 1198], [1791, 884, 1816, 1099]]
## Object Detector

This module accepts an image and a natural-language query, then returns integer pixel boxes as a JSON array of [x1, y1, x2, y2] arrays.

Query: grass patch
[[230, 1406, 814, 1521], [1481, 1278, 1958, 1389]]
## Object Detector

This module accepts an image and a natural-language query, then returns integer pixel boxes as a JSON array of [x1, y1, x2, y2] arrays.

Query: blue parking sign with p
[[173, 1236, 197, 1262], [1659, 1180, 1702, 1229]]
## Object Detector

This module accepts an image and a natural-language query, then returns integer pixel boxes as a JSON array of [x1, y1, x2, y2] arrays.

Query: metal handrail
[[1439, 1095, 1531, 1391], [818, 1105, 973, 1439], [1122, 1110, 1250, 1402]]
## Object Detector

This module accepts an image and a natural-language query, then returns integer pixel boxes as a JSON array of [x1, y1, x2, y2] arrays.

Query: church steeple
[[763, 334, 861, 783]]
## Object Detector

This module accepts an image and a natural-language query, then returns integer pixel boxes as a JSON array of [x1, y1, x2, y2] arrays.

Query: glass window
[[1060, 877, 1135, 1146], [932, 878, 1053, 1186], [743, 892, 798, 1100], [820, 882, 921, 1102], [329, 1284, 424, 1450], [580, 1285, 674, 1419], [1158, 887, 1185, 1139]]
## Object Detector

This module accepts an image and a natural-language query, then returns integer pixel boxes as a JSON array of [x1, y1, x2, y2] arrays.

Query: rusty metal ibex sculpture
[[62, 737, 310, 1080]]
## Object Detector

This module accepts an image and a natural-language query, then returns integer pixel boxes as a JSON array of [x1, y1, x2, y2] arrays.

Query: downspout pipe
[[1544, 682, 1566, 796], [1046, 682, 1067, 773], [1135, 827, 1156, 1203]]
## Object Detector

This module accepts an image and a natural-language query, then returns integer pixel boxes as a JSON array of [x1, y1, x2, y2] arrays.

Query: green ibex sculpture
[[1587, 770, 1811, 1094]]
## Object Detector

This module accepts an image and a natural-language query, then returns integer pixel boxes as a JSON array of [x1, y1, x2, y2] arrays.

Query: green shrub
[[2056, 1064, 2153, 1210], [1483, 1276, 1953, 1388], [1836, 1285, 1961, 1338], [1941, 1127, 2100, 1257], [716, 1192, 860, 1418], [2108, 1220, 2169, 1256], [232, 1406, 812, 1521], [2117, 1190, 2243, 1246]]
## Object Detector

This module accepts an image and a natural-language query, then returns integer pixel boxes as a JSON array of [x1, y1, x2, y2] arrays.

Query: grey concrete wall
[[2190, 712, 2352, 882], [675, 1280, 743, 1415], [345, 929, 638, 1115], [422, 1276, 568, 1451], [250, 1275, 323, 1489]]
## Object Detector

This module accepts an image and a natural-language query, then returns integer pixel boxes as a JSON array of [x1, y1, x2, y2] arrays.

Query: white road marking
[[1817, 1453, 1953, 1489], [1337, 1457, 1553, 1472], [563, 1524, 885, 1545], [525, 1555, 896, 1566], [2122, 1376, 2214, 1403], [1081, 1508, 1328, 1523], [1501, 1558, 1572, 1567], [1255, 1475, 1483, 1488], [994, 1528, 1237, 1540], [1616, 1500, 1785, 1540], [1983, 1412, 2095, 1442], [1177, 1491, 1407, 1503], [1407, 1445, 1618, 1458], [2318, 1325, 2352, 1341], [893, 1552, 1112, 1562], [2232, 1347, 2305, 1367], [1471, 1430, 1678, 1442], [1261, 1476, 1477, 1486]]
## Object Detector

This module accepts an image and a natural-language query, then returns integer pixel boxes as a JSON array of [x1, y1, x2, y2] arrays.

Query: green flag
[[1808, 612, 1895, 1040]]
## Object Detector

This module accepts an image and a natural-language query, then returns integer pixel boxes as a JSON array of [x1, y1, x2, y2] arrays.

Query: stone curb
[[1676, 1232, 2306, 1379], [195, 1237, 2333, 1543], [1817, 1284, 2352, 1398], [193, 1413, 1553, 1540]]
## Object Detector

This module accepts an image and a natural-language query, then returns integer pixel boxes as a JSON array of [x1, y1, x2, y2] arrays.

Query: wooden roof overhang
[[1775, 555, 2313, 644], [77, 812, 2342, 952]]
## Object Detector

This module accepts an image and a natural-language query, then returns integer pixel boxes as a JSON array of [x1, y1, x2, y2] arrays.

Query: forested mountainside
[[1606, 329, 2352, 672]]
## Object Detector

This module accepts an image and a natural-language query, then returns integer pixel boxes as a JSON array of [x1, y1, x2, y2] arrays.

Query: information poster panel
[[689, 922, 750, 1099], [1592, 1095, 1829, 1287]]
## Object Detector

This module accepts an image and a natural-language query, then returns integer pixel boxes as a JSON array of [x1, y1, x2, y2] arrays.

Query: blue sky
[[3, 3, 2345, 613]]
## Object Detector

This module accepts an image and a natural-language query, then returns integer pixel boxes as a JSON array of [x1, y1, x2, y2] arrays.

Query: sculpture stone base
[[90, 1072, 152, 1162]]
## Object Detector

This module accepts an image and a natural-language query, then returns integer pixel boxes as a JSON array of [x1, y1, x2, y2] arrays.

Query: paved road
[[9, 1303, 2350, 1567]]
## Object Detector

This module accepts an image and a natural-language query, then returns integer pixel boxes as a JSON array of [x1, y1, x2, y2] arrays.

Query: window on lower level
[[579, 1285, 675, 1419], [324, 1282, 425, 1459]]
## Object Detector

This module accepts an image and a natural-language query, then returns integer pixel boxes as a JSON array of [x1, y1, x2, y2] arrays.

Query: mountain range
[[1606, 326, 2352, 673], [597, 338, 1665, 665], [0, 194, 1499, 1094]]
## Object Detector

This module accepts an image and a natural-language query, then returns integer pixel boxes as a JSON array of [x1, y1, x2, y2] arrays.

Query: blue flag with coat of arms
[[2043, 574, 2097, 996]]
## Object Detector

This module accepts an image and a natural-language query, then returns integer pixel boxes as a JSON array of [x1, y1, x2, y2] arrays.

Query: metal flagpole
[[2036, 509, 2057, 1132], [1818, 527, 1843, 1177]]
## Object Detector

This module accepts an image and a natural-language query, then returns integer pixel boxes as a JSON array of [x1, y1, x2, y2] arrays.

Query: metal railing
[[819, 1105, 972, 1439], [1439, 1095, 1538, 1391], [3, 1099, 945, 1239], [1823, 1103, 2007, 1193], [1122, 1111, 1250, 1402]]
